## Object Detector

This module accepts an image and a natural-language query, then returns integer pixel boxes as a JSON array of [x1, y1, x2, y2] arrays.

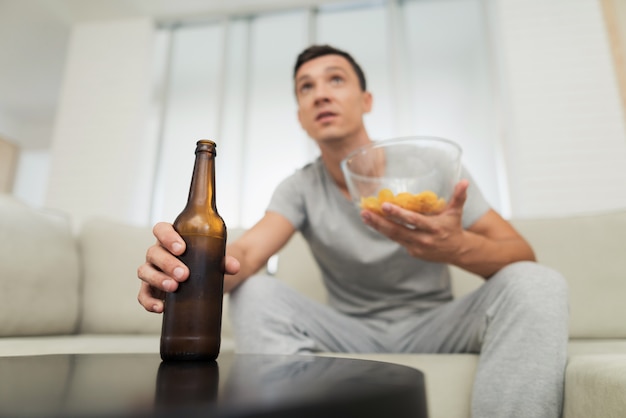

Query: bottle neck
[[187, 149, 217, 210]]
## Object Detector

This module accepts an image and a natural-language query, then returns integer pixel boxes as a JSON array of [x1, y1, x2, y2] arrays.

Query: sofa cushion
[[78, 219, 161, 334], [452, 211, 626, 340], [0, 195, 80, 336], [241, 211, 626, 341], [273, 231, 327, 304], [512, 211, 626, 339], [79, 220, 244, 339]]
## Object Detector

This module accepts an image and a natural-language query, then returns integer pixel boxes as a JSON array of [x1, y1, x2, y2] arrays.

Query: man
[[138, 45, 568, 418]]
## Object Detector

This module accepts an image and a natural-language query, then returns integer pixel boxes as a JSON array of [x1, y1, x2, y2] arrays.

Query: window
[[150, 0, 502, 227]]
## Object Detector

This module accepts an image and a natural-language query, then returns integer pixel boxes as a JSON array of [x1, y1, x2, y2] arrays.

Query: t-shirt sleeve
[[266, 170, 307, 231], [461, 165, 491, 229]]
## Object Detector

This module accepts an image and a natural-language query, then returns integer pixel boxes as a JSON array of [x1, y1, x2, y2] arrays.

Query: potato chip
[[359, 189, 446, 215], [377, 188, 394, 204], [360, 196, 383, 215]]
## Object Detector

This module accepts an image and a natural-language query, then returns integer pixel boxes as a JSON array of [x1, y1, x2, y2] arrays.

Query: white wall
[[13, 150, 50, 207], [36, 0, 626, 229], [45, 18, 157, 227], [1, 111, 54, 208], [490, 0, 626, 218]]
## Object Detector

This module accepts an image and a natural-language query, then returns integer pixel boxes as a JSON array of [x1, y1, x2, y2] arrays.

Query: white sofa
[[2, 193, 626, 418]]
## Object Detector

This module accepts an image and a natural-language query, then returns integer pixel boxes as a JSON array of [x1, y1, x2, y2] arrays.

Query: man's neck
[[317, 130, 372, 197]]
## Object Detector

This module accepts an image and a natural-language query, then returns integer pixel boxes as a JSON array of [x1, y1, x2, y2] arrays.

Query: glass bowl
[[340, 136, 462, 215]]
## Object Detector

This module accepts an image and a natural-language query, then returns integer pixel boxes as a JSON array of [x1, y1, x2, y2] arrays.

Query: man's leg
[[391, 261, 569, 418], [228, 274, 386, 354]]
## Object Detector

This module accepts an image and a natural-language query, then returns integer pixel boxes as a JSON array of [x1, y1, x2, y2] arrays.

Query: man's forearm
[[454, 230, 536, 279]]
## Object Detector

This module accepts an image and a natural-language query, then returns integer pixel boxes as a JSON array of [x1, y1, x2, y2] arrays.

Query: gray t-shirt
[[267, 157, 490, 322]]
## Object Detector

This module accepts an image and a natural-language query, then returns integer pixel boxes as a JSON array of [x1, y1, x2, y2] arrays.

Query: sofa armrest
[[0, 195, 80, 336], [564, 355, 626, 418]]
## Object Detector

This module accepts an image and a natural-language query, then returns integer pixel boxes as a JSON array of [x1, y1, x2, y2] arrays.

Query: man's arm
[[361, 179, 535, 279], [450, 208, 535, 278], [223, 212, 296, 293], [137, 211, 296, 312]]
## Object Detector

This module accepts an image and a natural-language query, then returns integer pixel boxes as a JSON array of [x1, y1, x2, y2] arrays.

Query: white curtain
[[150, 0, 502, 228]]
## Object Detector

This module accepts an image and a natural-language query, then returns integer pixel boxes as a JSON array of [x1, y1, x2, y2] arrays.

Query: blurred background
[[0, 0, 625, 229]]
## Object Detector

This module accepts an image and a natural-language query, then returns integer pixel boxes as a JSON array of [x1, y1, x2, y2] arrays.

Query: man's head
[[294, 45, 367, 92], [293, 45, 372, 145]]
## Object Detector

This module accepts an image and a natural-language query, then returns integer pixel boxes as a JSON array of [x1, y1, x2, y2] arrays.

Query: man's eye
[[299, 83, 312, 94], [330, 76, 344, 85]]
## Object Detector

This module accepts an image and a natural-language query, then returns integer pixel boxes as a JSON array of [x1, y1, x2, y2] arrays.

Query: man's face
[[295, 54, 372, 144]]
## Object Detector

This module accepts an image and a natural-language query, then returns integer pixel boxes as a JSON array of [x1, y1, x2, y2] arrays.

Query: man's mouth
[[316, 111, 337, 122]]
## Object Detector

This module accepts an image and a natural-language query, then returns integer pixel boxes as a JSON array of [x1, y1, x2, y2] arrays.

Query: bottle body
[[160, 140, 226, 361]]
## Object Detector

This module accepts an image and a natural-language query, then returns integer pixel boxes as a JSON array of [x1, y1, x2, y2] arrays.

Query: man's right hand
[[137, 222, 242, 313], [137, 222, 189, 313]]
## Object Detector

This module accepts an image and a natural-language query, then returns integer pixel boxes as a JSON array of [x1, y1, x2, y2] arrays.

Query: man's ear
[[362, 91, 373, 114]]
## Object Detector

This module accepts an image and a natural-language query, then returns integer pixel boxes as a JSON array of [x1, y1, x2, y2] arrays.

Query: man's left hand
[[360, 179, 470, 264]]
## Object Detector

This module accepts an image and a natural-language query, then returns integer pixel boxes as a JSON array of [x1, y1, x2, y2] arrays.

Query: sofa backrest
[[3, 191, 624, 342], [511, 211, 626, 339], [272, 231, 327, 304], [0, 195, 81, 337], [78, 219, 161, 334], [271, 211, 626, 340], [78, 221, 247, 338]]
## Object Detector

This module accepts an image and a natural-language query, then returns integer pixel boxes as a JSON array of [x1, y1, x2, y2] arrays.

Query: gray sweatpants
[[229, 261, 569, 418]]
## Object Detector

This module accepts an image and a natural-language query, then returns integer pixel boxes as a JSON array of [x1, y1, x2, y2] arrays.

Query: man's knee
[[227, 274, 315, 354], [495, 261, 567, 292], [228, 274, 301, 322], [489, 261, 569, 313], [230, 274, 282, 304]]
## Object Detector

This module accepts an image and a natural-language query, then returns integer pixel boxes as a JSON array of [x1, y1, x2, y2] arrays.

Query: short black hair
[[293, 44, 367, 91]]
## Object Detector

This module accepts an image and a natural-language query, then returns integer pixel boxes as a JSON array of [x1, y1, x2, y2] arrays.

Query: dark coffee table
[[0, 352, 428, 418]]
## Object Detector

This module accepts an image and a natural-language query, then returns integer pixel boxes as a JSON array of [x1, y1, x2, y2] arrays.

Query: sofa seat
[[4, 335, 625, 361], [0, 335, 160, 357], [567, 339, 626, 355], [0, 334, 238, 357]]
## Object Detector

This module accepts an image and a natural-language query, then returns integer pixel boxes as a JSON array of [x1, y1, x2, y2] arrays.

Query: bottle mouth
[[196, 140, 217, 155]]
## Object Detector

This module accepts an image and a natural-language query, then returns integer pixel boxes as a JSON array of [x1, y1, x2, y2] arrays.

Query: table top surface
[[0, 352, 427, 418]]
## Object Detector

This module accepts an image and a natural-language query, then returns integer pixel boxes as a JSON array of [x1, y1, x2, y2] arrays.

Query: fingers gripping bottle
[[160, 140, 227, 361]]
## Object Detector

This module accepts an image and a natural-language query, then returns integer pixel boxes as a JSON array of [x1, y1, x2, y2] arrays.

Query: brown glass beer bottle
[[160, 140, 227, 361]]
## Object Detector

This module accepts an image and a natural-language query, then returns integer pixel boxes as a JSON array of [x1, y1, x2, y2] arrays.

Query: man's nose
[[313, 85, 331, 106]]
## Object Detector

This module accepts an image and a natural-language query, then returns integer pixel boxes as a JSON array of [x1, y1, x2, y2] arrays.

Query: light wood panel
[[601, 0, 626, 124], [0, 136, 19, 193]]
